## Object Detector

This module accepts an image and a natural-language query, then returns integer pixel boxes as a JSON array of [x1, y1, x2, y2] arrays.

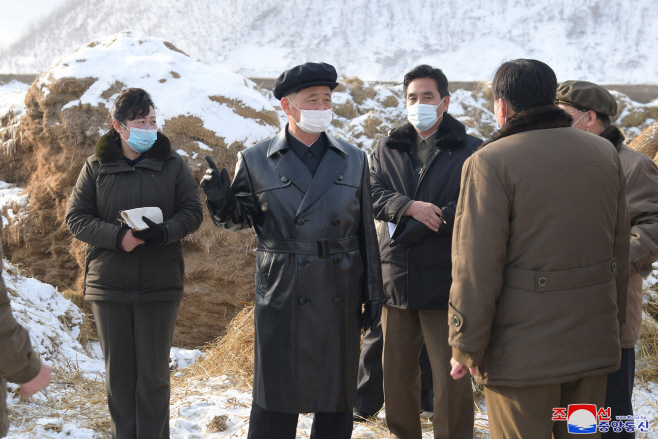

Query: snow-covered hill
[[1, 0, 656, 84]]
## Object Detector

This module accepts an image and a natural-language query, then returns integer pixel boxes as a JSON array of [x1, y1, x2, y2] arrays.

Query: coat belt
[[256, 236, 360, 258], [503, 258, 618, 293]]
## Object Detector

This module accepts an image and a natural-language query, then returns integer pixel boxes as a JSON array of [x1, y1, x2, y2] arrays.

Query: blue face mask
[[120, 123, 158, 154]]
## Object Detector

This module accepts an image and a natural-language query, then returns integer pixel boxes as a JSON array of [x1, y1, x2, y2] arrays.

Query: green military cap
[[556, 80, 618, 117]]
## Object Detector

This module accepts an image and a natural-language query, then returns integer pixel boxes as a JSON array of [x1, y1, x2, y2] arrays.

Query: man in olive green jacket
[[0, 225, 52, 437], [557, 80, 658, 438], [449, 60, 630, 439]]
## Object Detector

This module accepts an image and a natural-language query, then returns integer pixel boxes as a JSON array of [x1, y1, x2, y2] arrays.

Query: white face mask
[[288, 99, 333, 134], [406, 97, 445, 131]]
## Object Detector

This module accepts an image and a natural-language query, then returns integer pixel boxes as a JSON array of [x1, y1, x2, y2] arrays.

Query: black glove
[[361, 299, 383, 331], [132, 216, 166, 246], [389, 218, 433, 248], [200, 155, 231, 206]]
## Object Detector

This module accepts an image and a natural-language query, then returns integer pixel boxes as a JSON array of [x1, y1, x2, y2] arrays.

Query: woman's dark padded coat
[[66, 131, 203, 302]]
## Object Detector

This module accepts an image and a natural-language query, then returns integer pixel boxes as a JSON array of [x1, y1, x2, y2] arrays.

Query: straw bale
[[210, 95, 280, 128], [629, 122, 658, 162], [333, 100, 360, 119], [343, 77, 378, 105]]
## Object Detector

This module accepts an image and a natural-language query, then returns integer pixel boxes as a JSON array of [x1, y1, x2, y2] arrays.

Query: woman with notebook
[[65, 88, 203, 439]]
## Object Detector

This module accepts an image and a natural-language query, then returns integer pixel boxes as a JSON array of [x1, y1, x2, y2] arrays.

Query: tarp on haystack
[[0, 31, 280, 347]]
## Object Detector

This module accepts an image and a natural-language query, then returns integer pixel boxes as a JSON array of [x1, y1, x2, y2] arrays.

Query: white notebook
[[120, 207, 163, 231]]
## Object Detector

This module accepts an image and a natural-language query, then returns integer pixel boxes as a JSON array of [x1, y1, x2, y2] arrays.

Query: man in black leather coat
[[201, 62, 384, 439]]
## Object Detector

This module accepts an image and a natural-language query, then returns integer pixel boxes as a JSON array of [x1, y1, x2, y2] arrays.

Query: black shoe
[[353, 411, 376, 423], [420, 410, 434, 422]]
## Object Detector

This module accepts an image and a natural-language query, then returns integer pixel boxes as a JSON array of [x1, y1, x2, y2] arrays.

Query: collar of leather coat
[[479, 105, 573, 149], [599, 125, 625, 151], [94, 131, 172, 163], [384, 113, 467, 152]]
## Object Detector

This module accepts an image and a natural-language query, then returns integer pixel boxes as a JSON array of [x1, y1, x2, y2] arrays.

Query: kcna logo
[[552, 404, 649, 434]]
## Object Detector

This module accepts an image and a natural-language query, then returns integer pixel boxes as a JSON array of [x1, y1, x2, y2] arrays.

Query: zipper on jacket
[[413, 148, 442, 198]]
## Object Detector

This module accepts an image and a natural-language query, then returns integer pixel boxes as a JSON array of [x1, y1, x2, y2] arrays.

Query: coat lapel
[[296, 138, 348, 217], [269, 129, 313, 193]]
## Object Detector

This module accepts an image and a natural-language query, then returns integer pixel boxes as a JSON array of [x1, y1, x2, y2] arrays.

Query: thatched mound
[[0, 31, 280, 348], [629, 122, 658, 164]]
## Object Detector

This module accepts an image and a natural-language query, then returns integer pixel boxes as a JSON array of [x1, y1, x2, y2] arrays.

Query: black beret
[[556, 80, 618, 117], [272, 62, 339, 100]]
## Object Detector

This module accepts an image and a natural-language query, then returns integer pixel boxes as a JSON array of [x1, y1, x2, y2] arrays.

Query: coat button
[[611, 262, 617, 273], [337, 175, 344, 180], [333, 256, 341, 264], [101, 169, 106, 173], [333, 219, 341, 226], [296, 217, 305, 225], [333, 297, 342, 305], [538, 277, 548, 287], [452, 316, 461, 326], [306, 151, 313, 158], [641, 264, 650, 273], [280, 176, 289, 183], [299, 297, 309, 305], [298, 259, 307, 267]]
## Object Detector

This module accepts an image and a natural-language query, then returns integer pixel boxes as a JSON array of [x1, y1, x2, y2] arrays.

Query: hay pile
[[0, 31, 280, 348], [629, 122, 658, 165]]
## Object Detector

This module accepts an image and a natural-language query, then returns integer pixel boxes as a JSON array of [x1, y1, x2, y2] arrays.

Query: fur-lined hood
[[600, 125, 625, 151], [384, 113, 468, 152], [94, 131, 172, 163], [480, 105, 573, 149]]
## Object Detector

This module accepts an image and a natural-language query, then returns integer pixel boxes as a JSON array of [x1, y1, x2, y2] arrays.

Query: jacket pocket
[[83, 245, 101, 292], [256, 251, 273, 297], [632, 251, 653, 277], [97, 174, 116, 206]]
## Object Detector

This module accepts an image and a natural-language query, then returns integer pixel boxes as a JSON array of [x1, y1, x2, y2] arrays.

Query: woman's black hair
[[106, 88, 156, 139]]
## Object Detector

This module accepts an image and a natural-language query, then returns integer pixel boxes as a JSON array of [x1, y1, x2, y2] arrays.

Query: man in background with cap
[[557, 80, 658, 438], [201, 62, 383, 439], [369, 64, 481, 439]]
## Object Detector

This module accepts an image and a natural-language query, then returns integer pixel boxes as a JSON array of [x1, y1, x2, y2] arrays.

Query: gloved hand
[[389, 218, 433, 248], [361, 299, 383, 331], [200, 155, 231, 206], [132, 216, 166, 246]]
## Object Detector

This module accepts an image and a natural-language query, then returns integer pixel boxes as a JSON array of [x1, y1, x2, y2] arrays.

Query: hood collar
[[384, 113, 468, 152], [94, 131, 172, 163], [599, 125, 625, 151]]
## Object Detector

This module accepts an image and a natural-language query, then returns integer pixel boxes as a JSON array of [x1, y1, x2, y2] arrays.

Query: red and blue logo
[[567, 404, 598, 434]]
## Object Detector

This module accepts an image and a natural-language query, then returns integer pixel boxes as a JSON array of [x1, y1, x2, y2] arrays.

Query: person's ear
[[281, 97, 292, 116], [442, 95, 451, 113], [112, 120, 124, 133], [586, 110, 597, 128]]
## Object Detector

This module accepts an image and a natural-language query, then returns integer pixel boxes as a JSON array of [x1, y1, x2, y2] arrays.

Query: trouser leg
[[92, 300, 137, 439], [554, 374, 607, 439], [355, 321, 384, 415], [382, 305, 423, 439], [247, 402, 299, 439], [419, 343, 434, 413], [133, 300, 180, 439], [603, 348, 635, 439], [418, 310, 473, 439], [484, 383, 558, 439], [311, 411, 353, 439]]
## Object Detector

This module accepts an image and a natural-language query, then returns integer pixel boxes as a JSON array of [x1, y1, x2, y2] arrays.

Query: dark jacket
[[0, 225, 42, 438], [208, 128, 383, 413], [65, 132, 203, 303], [370, 114, 481, 310], [449, 106, 630, 387]]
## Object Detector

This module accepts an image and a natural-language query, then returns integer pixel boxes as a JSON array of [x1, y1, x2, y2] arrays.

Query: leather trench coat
[[208, 129, 383, 413]]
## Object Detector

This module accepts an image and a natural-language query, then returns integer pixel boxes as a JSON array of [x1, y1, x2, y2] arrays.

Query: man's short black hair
[[403, 65, 449, 98], [492, 59, 557, 113]]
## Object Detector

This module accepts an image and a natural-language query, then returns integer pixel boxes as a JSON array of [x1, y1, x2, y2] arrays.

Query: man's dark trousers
[[92, 300, 180, 439], [247, 402, 353, 439], [603, 348, 635, 438], [355, 321, 434, 416]]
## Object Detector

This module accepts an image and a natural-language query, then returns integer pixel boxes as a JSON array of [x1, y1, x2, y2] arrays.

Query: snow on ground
[[0, 182, 28, 228], [0, 80, 28, 118]]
